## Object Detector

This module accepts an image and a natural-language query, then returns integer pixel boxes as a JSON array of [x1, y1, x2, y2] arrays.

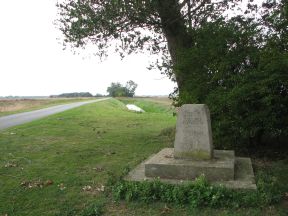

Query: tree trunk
[[155, 0, 192, 92]]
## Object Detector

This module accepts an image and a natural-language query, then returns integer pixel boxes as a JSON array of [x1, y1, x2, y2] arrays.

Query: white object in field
[[126, 104, 145, 113]]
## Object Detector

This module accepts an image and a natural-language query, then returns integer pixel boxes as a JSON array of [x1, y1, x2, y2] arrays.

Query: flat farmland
[[0, 98, 95, 117]]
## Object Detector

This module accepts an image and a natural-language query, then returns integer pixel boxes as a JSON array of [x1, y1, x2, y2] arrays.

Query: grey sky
[[0, 0, 266, 97], [0, 0, 175, 96]]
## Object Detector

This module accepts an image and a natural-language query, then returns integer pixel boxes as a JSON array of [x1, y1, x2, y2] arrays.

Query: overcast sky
[[0, 0, 266, 97], [0, 0, 176, 97]]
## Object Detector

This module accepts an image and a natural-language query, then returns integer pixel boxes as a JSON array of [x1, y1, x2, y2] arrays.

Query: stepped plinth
[[126, 104, 256, 190]]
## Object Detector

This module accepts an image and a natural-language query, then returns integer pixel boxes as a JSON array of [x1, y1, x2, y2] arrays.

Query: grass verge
[[0, 98, 175, 215], [118, 97, 175, 114], [0, 98, 287, 216]]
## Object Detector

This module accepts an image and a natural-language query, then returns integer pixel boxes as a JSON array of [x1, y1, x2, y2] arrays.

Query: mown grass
[[0, 98, 287, 216], [0, 98, 96, 117], [118, 97, 175, 114], [0, 98, 175, 215]]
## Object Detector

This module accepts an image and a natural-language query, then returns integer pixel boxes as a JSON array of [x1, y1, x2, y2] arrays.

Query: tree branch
[[183, 0, 210, 18], [179, 0, 190, 9], [187, 0, 192, 29]]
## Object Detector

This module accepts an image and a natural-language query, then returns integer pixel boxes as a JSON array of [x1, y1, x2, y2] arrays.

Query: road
[[0, 98, 110, 131]]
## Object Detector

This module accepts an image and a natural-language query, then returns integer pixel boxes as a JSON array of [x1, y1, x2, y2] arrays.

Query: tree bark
[[155, 0, 192, 92]]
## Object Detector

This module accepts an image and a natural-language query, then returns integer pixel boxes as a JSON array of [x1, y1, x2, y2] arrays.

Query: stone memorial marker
[[126, 104, 256, 190], [174, 104, 213, 160]]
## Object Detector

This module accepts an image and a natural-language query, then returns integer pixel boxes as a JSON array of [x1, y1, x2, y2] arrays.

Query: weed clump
[[80, 202, 105, 216], [109, 174, 282, 208]]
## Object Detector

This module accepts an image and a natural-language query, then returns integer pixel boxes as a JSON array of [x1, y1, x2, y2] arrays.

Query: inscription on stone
[[174, 104, 213, 160], [182, 110, 203, 126]]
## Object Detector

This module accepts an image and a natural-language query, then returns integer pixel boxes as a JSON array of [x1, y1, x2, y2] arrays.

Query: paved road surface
[[0, 98, 110, 131]]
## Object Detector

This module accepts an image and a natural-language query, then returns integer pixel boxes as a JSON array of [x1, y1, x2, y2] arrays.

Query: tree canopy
[[173, 15, 288, 149], [107, 80, 138, 97], [57, 0, 251, 85]]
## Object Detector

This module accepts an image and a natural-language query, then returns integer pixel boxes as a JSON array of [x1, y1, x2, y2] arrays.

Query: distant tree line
[[49, 80, 137, 98], [50, 92, 93, 98]]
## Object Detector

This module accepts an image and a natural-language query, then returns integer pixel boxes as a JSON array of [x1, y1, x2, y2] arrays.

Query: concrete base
[[125, 148, 256, 190], [145, 148, 235, 181]]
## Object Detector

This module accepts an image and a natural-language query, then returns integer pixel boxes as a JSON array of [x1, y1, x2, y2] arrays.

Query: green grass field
[[0, 98, 287, 216]]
